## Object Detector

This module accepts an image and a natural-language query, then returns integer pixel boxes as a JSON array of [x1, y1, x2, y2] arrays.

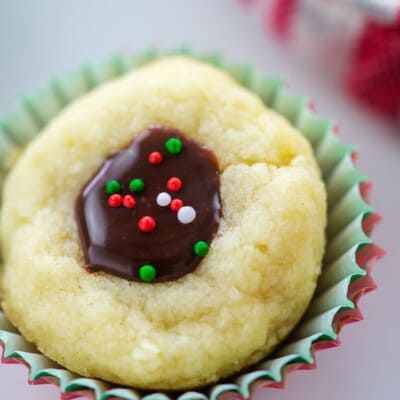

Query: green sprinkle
[[165, 137, 183, 154], [139, 264, 157, 282], [105, 179, 121, 195], [194, 241, 209, 257], [129, 178, 144, 192]]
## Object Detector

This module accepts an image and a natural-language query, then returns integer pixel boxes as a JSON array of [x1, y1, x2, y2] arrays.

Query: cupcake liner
[[0, 48, 384, 400]]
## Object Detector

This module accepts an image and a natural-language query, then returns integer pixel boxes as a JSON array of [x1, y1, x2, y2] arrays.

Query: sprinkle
[[165, 137, 183, 154], [194, 241, 209, 256], [123, 195, 136, 208], [170, 198, 183, 212], [108, 193, 123, 208], [156, 192, 171, 207], [148, 151, 163, 165], [138, 216, 156, 232], [138, 264, 157, 282], [177, 206, 196, 224], [166, 177, 182, 192], [105, 179, 121, 195], [130, 178, 144, 192]]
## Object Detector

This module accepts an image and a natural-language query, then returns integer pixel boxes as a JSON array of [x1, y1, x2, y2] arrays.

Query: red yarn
[[270, 0, 300, 40], [346, 19, 400, 119]]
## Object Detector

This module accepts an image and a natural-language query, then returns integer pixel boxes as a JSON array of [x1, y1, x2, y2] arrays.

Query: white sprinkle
[[177, 206, 196, 224], [156, 192, 171, 207]]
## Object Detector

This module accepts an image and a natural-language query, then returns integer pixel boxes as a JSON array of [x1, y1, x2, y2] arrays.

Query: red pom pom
[[138, 216, 156, 232], [148, 151, 163, 165], [108, 194, 123, 208], [123, 195, 136, 208], [170, 198, 183, 212], [166, 177, 182, 192]]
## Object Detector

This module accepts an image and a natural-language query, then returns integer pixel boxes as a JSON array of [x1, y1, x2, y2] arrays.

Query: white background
[[0, 1, 399, 399]]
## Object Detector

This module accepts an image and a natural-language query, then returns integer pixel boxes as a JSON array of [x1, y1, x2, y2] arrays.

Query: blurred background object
[[243, 0, 400, 122]]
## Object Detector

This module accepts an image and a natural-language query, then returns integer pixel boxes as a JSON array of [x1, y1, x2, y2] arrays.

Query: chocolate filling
[[75, 126, 221, 282]]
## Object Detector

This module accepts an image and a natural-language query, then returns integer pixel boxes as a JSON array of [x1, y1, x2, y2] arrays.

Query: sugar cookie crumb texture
[[0, 57, 326, 390]]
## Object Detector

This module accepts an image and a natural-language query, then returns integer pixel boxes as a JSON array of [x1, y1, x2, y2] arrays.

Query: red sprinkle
[[123, 195, 136, 208], [138, 216, 156, 232], [166, 177, 182, 192], [148, 151, 163, 165], [170, 198, 183, 212], [108, 194, 123, 208]]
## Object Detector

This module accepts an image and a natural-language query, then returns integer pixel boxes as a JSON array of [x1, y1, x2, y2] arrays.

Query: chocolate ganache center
[[75, 126, 221, 283]]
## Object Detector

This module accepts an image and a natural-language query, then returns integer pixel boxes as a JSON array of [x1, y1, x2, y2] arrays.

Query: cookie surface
[[1, 57, 326, 390]]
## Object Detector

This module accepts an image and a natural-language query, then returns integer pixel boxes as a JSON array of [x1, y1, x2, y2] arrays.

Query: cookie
[[0, 57, 326, 390]]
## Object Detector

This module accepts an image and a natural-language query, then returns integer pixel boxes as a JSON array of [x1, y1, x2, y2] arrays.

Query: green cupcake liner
[[0, 48, 384, 400]]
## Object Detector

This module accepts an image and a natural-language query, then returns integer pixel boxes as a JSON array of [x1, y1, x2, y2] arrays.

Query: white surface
[[0, 0, 399, 399]]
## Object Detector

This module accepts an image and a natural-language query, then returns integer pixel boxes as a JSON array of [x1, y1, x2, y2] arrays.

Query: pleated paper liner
[[0, 48, 384, 400]]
